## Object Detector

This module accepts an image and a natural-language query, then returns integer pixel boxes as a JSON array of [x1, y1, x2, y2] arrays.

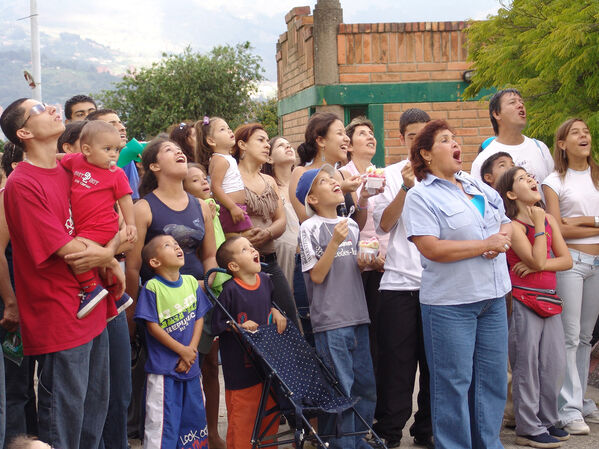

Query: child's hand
[[271, 309, 287, 334], [527, 206, 546, 227], [512, 261, 538, 278], [126, 224, 138, 243], [208, 201, 217, 220], [178, 345, 197, 367], [241, 320, 259, 332], [332, 219, 348, 246], [175, 358, 192, 373], [230, 205, 245, 224]]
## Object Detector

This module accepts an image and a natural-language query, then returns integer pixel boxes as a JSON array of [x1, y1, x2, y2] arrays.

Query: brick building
[[276, 0, 493, 169]]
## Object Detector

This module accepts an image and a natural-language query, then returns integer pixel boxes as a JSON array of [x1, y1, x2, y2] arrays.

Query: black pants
[[262, 259, 300, 328], [374, 290, 432, 441], [362, 270, 383, 373]]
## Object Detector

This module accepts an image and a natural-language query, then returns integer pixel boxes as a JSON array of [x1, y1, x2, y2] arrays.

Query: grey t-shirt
[[299, 215, 369, 333]]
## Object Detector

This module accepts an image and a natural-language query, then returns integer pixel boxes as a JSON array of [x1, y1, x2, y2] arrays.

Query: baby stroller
[[204, 267, 387, 449]]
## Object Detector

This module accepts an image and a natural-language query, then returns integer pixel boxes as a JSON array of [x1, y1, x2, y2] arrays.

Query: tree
[[248, 97, 279, 139], [96, 43, 264, 140], [463, 0, 599, 152]]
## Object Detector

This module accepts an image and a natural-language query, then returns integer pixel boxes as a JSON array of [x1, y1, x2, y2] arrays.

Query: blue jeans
[[37, 329, 110, 449], [314, 324, 376, 449], [100, 311, 132, 449], [421, 298, 507, 449]]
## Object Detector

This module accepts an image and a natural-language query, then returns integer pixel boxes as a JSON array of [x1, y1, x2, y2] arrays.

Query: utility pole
[[30, 0, 42, 101]]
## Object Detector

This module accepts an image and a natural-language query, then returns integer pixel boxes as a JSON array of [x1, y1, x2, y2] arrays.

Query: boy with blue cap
[[296, 164, 376, 449]]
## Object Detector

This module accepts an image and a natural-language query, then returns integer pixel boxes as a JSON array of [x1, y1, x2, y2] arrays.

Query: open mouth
[[452, 149, 461, 162], [580, 141, 589, 147], [253, 254, 260, 263], [202, 186, 211, 193], [176, 155, 187, 163], [518, 110, 526, 118], [531, 185, 538, 191], [340, 145, 348, 153], [176, 250, 184, 258], [332, 184, 341, 193]]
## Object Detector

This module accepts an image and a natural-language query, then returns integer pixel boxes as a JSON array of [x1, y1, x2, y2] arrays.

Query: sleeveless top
[[142, 192, 206, 283], [506, 218, 556, 290], [212, 153, 245, 193], [245, 175, 279, 255]]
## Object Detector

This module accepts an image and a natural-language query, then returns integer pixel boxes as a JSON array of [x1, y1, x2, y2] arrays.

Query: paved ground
[[130, 350, 599, 449]]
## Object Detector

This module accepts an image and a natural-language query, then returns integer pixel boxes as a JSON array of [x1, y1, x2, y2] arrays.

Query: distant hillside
[[0, 25, 124, 110]]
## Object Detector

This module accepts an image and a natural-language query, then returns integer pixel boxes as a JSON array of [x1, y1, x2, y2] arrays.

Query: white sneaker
[[563, 419, 590, 435], [585, 410, 599, 424]]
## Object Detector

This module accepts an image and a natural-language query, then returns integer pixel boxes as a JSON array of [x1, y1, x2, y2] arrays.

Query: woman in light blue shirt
[[404, 120, 512, 449]]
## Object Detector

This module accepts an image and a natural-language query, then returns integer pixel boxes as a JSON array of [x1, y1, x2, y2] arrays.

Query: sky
[[2, 0, 503, 95]]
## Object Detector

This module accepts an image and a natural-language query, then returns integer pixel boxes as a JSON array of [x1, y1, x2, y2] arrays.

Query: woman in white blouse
[[542, 118, 599, 435]]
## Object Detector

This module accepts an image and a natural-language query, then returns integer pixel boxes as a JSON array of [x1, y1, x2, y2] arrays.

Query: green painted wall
[[278, 81, 493, 117]]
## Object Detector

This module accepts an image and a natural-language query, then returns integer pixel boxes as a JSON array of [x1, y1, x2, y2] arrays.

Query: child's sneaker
[[515, 432, 562, 448], [115, 293, 133, 314], [77, 284, 109, 319]]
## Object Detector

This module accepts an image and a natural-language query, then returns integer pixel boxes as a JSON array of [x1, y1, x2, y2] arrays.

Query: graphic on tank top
[[163, 223, 204, 255]]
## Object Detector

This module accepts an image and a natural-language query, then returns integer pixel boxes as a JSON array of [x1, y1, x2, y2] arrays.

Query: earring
[[321, 147, 326, 162]]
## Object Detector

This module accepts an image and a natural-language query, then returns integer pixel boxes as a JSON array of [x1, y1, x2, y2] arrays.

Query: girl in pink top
[[497, 166, 572, 447]]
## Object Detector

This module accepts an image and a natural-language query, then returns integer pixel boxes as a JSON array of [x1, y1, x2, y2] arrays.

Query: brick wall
[[281, 108, 311, 151], [337, 22, 470, 83], [276, 7, 315, 99], [384, 101, 492, 168], [277, 11, 492, 170]]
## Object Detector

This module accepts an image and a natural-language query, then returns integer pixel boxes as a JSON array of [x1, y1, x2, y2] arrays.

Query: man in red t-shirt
[[0, 98, 126, 449]]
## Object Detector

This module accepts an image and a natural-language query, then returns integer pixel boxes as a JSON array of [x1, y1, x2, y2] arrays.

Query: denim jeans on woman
[[421, 297, 507, 449], [557, 248, 599, 425]]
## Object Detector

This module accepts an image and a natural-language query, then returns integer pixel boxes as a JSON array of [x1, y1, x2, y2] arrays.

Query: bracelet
[[595, 216, 599, 228], [401, 183, 411, 193], [357, 200, 368, 211], [534, 231, 547, 238]]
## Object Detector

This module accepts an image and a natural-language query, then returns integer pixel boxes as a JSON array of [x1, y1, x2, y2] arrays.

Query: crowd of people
[[0, 87, 597, 449]]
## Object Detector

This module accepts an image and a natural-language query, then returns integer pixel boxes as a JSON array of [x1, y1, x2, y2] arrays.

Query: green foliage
[[0, 140, 4, 153], [96, 43, 264, 140], [464, 0, 599, 153], [247, 97, 279, 139]]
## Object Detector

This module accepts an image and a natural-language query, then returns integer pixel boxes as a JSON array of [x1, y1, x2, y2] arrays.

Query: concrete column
[[313, 0, 343, 86]]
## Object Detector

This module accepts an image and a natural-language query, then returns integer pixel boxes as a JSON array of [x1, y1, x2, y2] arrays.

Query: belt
[[260, 252, 277, 264]]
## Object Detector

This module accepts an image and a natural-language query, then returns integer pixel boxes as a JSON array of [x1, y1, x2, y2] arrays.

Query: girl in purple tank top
[[497, 167, 572, 446]]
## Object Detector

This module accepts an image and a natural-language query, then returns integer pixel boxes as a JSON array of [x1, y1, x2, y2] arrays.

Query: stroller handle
[[203, 267, 228, 293]]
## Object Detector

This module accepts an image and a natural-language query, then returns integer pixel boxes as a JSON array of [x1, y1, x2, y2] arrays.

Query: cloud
[[3, 0, 503, 82]]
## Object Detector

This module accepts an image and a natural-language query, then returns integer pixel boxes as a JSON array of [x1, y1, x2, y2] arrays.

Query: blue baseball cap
[[295, 164, 337, 218]]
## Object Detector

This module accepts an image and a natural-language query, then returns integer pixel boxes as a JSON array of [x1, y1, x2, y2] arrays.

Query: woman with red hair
[[403, 120, 512, 449]]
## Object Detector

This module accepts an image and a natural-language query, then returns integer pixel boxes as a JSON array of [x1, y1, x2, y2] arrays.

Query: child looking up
[[196, 117, 252, 234], [212, 236, 287, 449], [60, 120, 136, 318], [296, 164, 377, 449], [497, 167, 572, 448], [480, 151, 515, 189], [134, 234, 212, 449], [183, 162, 228, 449]]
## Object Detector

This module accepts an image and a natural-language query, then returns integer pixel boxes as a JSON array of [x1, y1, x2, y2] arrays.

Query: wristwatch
[[401, 183, 411, 193], [594, 216, 599, 228]]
